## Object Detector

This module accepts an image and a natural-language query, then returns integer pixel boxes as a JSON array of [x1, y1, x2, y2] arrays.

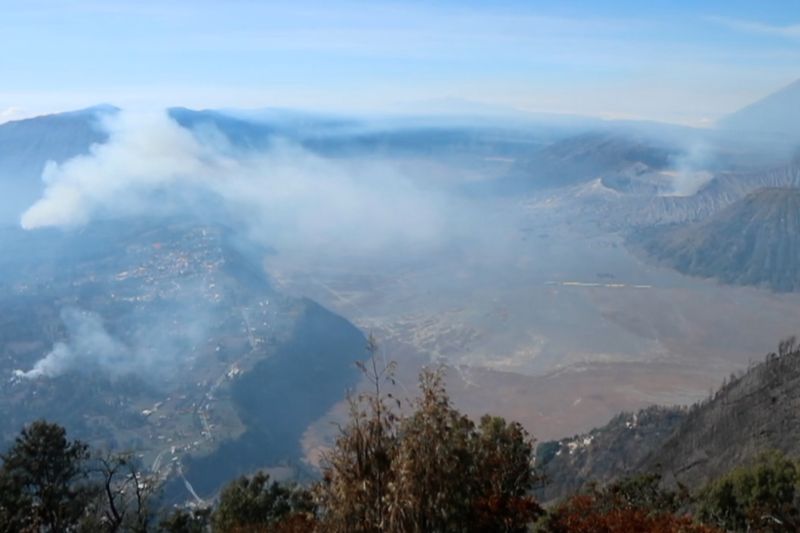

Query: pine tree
[[0, 420, 93, 532]]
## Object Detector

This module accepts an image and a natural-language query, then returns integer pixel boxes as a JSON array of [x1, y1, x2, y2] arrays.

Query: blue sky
[[1, 0, 799, 125]]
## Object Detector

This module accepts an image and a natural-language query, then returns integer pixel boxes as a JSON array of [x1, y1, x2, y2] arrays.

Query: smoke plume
[[20, 110, 450, 255], [664, 142, 714, 197], [15, 308, 130, 379]]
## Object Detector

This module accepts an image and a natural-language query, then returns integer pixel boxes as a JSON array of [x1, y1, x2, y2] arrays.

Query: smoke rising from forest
[[20, 111, 459, 256]]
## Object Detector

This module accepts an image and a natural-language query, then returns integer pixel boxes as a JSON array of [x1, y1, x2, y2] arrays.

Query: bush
[[540, 474, 717, 533]]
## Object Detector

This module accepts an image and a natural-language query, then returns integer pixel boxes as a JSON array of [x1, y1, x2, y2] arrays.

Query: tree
[[316, 335, 399, 532], [86, 451, 157, 533], [471, 415, 542, 531], [387, 368, 478, 532], [0, 420, 93, 532], [317, 339, 542, 532], [387, 369, 541, 532], [698, 451, 800, 531], [212, 471, 315, 533]]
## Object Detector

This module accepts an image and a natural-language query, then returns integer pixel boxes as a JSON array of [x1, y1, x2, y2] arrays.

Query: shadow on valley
[[176, 299, 364, 499], [0, 219, 365, 503]]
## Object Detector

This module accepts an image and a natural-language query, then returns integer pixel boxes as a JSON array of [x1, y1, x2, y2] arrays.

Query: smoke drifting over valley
[[1, 90, 799, 506], [14, 308, 129, 379], [5, 0, 800, 511], [10, 109, 516, 384], [20, 111, 453, 256], [14, 293, 214, 381]]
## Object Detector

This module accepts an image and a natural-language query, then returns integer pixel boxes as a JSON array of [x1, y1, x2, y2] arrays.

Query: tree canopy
[[0, 420, 93, 532]]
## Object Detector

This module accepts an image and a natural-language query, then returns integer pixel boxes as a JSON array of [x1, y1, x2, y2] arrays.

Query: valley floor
[[267, 196, 800, 442]]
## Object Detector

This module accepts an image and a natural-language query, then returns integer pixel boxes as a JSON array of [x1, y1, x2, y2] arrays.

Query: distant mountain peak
[[718, 79, 800, 139]]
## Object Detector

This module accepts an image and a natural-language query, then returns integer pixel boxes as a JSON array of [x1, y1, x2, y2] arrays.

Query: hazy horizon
[[2, 1, 799, 126]]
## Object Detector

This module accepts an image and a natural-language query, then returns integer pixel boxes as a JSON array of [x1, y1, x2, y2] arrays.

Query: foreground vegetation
[[3, 339, 800, 531]]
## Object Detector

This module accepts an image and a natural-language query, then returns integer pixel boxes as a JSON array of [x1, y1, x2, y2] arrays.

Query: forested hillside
[[538, 337, 800, 505]]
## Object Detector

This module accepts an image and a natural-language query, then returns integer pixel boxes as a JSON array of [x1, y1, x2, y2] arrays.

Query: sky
[[1, 0, 799, 126]]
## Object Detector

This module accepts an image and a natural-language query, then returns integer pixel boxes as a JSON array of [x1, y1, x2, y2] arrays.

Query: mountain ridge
[[537, 337, 800, 502], [633, 186, 800, 291]]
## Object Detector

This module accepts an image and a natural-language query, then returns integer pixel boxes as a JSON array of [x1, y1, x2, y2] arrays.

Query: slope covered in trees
[[535, 405, 688, 503], [538, 337, 800, 507]]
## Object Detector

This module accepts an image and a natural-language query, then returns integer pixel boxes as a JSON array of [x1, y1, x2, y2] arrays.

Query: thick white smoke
[[15, 111, 487, 379], [14, 302, 213, 380], [20, 110, 449, 254], [14, 308, 130, 379]]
